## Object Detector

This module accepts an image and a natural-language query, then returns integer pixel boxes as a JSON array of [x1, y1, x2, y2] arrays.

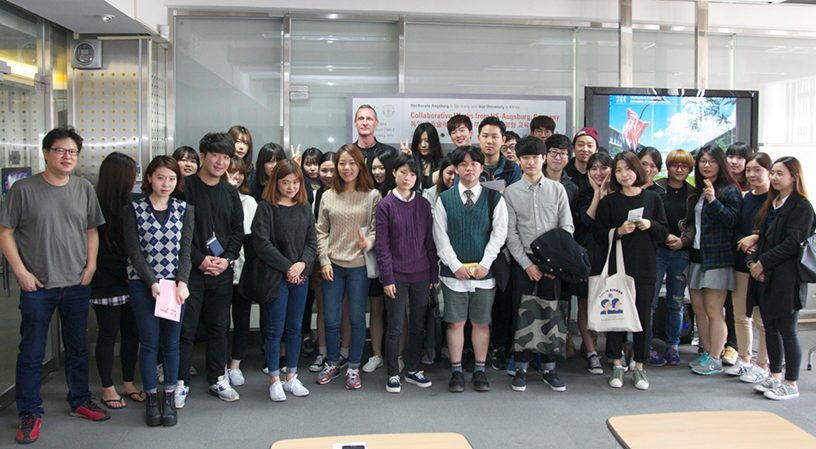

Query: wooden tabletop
[[607, 411, 816, 449], [270, 432, 471, 449]]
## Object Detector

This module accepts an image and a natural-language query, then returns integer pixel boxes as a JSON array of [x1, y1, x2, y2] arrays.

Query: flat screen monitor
[[584, 87, 759, 158]]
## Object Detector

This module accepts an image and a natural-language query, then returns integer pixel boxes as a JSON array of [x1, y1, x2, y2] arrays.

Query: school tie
[[464, 189, 474, 209]]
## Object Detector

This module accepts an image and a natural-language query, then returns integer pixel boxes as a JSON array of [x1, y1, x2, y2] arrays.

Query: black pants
[[605, 282, 654, 364], [179, 270, 233, 385], [231, 285, 269, 361], [510, 261, 559, 369], [724, 293, 738, 350], [302, 287, 315, 335], [93, 302, 140, 387], [490, 285, 513, 353], [384, 281, 430, 376], [764, 310, 801, 381]]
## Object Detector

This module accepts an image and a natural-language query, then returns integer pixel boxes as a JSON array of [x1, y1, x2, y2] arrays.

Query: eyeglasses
[[501, 144, 517, 151], [668, 164, 691, 171], [547, 150, 570, 159], [699, 159, 718, 167], [49, 147, 79, 157]]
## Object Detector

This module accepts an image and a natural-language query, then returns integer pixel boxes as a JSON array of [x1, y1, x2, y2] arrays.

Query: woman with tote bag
[[594, 151, 667, 390]]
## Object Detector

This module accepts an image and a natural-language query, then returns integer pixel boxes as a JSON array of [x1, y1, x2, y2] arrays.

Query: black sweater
[[593, 189, 668, 283], [181, 175, 244, 270]]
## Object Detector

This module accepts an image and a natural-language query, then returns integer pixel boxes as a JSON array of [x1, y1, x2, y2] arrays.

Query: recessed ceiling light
[[327, 40, 334, 44], [99, 14, 115, 22]]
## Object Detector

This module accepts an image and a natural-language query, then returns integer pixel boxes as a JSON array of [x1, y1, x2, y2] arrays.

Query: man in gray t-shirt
[[0, 126, 109, 444]]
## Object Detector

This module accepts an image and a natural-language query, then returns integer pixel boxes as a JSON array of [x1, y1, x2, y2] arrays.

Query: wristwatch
[[226, 258, 235, 268]]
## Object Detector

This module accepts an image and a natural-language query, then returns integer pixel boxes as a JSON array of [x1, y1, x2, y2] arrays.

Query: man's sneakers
[[471, 371, 490, 392], [309, 354, 327, 373], [362, 355, 383, 373], [648, 348, 666, 367], [283, 375, 310, 397], [665, 346, 681, 366], [227, 368, 245, 386], [405, 371, 432, 388], [209, 374, 240, 402], [722, 346, 739, 366], [16, 414, 41, 444], [448, 371, 465, 393], [316, 364, 342, 385], [174, 381, 189, 409], [386, 375, 401, 393], [587, 354, 604, 375], [70, 399, 111, 421], [512, 369, 527, 392], [491, 347, 508, 371], [345, 368, 362, 390], [764, 381, 799, 401], [542, 370, 566, 392], [740, 363, 770, 384]]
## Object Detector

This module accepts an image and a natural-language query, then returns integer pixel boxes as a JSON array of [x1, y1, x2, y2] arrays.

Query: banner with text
[[347, 94, 572, 149]]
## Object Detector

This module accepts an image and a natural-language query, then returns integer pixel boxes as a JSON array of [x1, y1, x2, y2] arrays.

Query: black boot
[[162, 390, 177, 427], [146, 393, 162, 427]]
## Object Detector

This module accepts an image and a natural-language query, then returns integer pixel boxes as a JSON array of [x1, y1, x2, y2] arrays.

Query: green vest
[[439, 187, 494, 279]]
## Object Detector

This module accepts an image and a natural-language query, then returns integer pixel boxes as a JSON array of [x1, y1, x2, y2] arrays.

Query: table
[[607, 411, 816, 448], [270, 432, 471, 449]]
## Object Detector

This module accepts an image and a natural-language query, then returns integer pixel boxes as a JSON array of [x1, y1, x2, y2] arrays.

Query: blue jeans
[[17, 284, 92, 417], [129, 280, 185, 393], [264, 279, 309, 377], [322, 264, 369, 368], [651, 248, 690, 347]]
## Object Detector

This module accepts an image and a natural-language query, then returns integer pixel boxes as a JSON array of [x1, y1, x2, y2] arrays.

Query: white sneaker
[[362, 355, 383, 373], [174, 381, 189, 409], [725, 358, 751, 377], [209, 374, 240, 402], [740, 364, 770, 384], [764, 382, 799, 401], [228, 368, 245, 386], [269, 380, 286, 402], [283, 375, 310, 397], [753, 376, 782, 394], [609, 366, 625, 388], [156, 363, 165, 384]]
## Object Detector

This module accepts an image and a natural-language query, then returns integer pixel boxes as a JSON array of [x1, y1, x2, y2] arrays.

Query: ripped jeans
[[651, 247, 690, 347]]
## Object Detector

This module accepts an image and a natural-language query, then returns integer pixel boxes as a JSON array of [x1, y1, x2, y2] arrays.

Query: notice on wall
[[347, 94, 571, 149]]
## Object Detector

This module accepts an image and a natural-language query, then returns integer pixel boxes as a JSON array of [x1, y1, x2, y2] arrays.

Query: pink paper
[[154, 279, 182, 322]]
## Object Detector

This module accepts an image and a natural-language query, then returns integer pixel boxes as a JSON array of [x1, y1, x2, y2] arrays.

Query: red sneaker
[[70, 399, 110, 422], [16, 414, 41, 444]]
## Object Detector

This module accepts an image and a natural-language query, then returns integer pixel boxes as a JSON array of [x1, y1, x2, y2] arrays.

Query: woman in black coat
[[745, 156, 815, 401]]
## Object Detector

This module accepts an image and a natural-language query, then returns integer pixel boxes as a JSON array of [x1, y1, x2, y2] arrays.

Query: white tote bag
[[587, 229, 641, 333]]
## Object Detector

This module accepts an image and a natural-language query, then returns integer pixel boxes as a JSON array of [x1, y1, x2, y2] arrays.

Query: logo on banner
[[382, 104, 395, 118]]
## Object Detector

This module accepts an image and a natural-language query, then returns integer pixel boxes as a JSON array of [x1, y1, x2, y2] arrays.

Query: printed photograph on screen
[[2, 167, 32, 199], [607, 95, 736, 155]]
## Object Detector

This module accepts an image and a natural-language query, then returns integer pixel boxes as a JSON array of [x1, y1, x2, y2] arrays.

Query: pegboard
[[72, 39, 145, 186], [0, 85, 44, 170], [150, 42, 168, 161]]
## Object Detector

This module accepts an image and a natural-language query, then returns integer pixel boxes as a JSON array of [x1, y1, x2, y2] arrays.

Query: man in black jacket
[[176, 133, 244, 407]]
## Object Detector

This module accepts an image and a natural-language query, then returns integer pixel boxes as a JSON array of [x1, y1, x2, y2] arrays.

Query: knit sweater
[[374, 192, 439, 285], [316, 189, 381, 268]]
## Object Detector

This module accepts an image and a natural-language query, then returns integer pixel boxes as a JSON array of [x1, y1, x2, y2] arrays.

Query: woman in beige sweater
[[314, 145, 381, 390]]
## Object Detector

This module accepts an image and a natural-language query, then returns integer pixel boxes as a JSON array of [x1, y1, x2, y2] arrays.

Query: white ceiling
[[7, 0, 153, 35]]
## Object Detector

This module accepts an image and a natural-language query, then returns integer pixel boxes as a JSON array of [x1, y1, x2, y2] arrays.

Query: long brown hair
[[263, 159, 308, 206], [753, 156, 809, 231], [331, 144, 375, 193], [223, 156, 250, 195], [96, 152, 137, 255], [228, 125, 253, 170], [141, 156, 184, 196]]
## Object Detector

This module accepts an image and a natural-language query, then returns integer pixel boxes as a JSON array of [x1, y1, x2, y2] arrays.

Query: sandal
[[102, 395, 127, 409], [124, 391, 146, 403]]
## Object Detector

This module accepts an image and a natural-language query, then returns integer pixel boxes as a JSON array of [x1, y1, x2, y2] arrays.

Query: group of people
[[2, 106, 813, 444]]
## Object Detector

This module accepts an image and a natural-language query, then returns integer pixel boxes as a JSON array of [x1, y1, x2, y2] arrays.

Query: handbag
[[799, 232, 816, 283], [512, 281, 569, 358], [360, 190, 379, 279], [587, 229, 642, 333]]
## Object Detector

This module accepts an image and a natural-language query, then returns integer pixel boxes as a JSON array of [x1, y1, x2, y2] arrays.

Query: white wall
[[105, 0, 167, 34]]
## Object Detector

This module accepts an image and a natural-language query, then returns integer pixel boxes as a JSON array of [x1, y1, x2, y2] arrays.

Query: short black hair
[[450, 145, 485, 166], [391, 153, 422, 192], [478, 116, 506, 136], [447, 115, 472, 134], [637, 146, 663, 171], [172, 146, 200, 167], [199, 132, 235, 157], [515, 136, 547, 158], [43, 126, 83, 153], [545, 134, 573, 157], [530, 116, 556, 133], [505, 130, 521, 142], [726, 142, 751, 160]]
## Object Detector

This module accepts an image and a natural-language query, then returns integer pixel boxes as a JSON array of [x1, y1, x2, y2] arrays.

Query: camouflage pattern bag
[[513, 284, 569, 358]]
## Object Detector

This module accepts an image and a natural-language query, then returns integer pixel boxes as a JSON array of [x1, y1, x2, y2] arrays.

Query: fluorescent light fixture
[[1, 60, 37, 80], [328, 137, 335, 143]]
